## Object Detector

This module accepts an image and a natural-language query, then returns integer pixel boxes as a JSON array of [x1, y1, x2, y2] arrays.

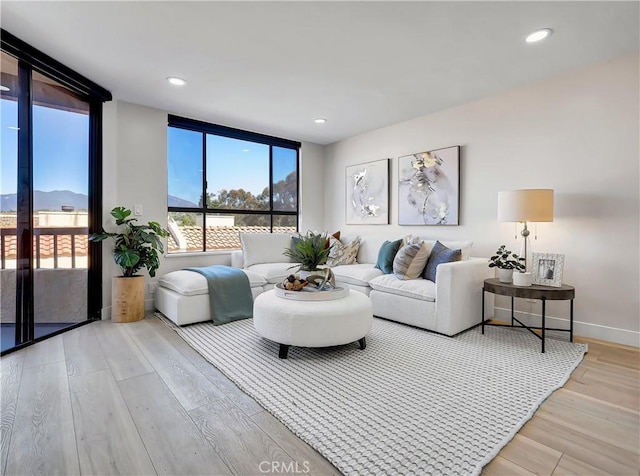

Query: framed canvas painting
[[345, 158, 390, 225], [398, 145, 460, 225]]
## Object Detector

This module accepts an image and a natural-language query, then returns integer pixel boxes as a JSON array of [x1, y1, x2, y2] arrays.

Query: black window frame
[[167, 115, 301, 252], [1, 29, 111, 356]]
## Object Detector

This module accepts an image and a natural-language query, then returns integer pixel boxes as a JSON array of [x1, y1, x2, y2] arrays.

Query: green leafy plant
[[489, 245, 525, 271], [283, 230, 333, 272], [89, 207, 169, 277]]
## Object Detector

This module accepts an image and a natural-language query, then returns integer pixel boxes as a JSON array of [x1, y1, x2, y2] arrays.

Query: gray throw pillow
[[423, 241, 462, 282]]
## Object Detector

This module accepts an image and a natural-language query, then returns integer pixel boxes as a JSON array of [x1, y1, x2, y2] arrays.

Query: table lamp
[[497, 189, 554, 270]]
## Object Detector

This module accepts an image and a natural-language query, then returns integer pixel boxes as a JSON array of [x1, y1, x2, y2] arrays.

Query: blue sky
[[168, 127, 297, 205], [1, 99, 89, 195], [0, 100, 296, 205]]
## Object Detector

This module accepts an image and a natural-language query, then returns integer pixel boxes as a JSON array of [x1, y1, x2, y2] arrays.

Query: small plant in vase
[[489, 245, 525, 283], [283, 230, 332, 272], [282, 231, 336, 290]]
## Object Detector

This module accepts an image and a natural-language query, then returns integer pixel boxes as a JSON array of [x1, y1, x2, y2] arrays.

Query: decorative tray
[[274, 283, 349, 301]]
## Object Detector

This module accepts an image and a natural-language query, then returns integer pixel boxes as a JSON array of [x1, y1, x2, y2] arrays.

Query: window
[[167, 115, 300, 253], [1, 29, 111, 354]]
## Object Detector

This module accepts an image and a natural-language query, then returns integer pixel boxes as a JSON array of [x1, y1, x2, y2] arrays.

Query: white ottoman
[[253, 289, 373, 359]]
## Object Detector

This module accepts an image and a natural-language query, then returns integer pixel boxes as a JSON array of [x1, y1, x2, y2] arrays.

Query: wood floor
[[1, 316, 638, 476]]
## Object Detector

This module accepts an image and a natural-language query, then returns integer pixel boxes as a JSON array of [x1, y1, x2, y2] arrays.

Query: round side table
[[481, 278, 575, 353]]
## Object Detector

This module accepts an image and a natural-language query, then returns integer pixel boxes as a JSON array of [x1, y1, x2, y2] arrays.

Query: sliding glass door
[[0, 32, 110, 354], [0, 51, 19, 352]]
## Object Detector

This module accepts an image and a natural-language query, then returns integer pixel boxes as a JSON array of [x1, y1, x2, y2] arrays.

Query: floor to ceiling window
[[0, 30, 111, 354]]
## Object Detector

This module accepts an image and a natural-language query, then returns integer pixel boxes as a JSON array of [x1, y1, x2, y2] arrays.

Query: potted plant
[[89, 206, 169, 322], [489, 245, 525, 283], [282, 230, 332, 272]]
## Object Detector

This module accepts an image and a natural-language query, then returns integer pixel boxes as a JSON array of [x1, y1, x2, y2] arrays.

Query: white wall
[[299, 142, 325, 232], [101, 101, 323, 316], [323, 55, 639, 345]]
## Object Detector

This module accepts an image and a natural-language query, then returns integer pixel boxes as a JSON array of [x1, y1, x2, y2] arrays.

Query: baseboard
[[101, 301, 154, 320], [494, 307, 640, 348], [101, 306, 111, 320]]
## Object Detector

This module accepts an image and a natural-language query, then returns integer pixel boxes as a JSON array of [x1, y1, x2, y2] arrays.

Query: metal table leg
[[541, 298, 546, 353], [481, 287, 485, 334], [511, 296, 515, 326], [570, 299, 574, 342]]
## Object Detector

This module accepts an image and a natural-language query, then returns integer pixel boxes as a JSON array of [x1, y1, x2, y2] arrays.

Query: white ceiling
[[1, 1, 638, 145]]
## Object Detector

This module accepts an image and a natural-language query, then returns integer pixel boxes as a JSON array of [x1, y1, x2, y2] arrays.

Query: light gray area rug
[[162, 315, 587, 476]]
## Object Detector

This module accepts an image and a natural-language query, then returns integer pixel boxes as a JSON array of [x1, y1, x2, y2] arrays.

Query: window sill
[[164, 249, 240, 258]]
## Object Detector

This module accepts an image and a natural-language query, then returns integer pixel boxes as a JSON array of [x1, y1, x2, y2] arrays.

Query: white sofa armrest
[[435, 257, 494, 335], [231, 250, 244, 268]]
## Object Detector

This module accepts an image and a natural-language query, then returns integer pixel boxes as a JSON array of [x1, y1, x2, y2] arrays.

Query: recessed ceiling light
[[525, 28, 553, 43], [166, 76, 187, 86], [242, 149, 250, 153], [0, 85, 9, 92], [314, 118, 327, 124]]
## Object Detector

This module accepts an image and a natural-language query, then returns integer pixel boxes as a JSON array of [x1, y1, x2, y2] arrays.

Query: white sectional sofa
[[155, 269, 267, 326], [230, 233, 494, 336]]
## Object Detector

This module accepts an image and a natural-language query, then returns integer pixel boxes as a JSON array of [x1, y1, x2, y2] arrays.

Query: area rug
[[160, 314, 587, 476]]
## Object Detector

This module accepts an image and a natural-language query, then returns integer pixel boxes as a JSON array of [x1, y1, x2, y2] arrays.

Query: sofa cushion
[[332, 263, 383, 287], [393, 241, 431, 280], [423, 241, 462, 282], [419, 239, 472, 261], [240, 232, 294, 267], [159, 269, 267, 296], [327, 236, 361, 266], [369, 274, 436, 302], [375, 239, 403, 274], [245, 262, 297, 284]]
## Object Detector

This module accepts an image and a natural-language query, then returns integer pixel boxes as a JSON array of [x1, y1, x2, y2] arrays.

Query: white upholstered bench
[[155, 269, 267, 325]]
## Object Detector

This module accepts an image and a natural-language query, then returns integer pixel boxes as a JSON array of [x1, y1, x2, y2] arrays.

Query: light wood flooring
[[1, 315, 638, 476]]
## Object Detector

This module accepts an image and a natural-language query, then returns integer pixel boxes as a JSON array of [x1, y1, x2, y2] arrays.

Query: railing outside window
[[0, 227, 88, 269]]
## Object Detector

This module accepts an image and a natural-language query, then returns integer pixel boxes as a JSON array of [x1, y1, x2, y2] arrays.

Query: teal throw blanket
[[184, 266, 253, 325]]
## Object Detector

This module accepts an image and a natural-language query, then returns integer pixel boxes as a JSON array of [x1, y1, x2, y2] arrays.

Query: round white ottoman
[[253, 289, 373, 359]]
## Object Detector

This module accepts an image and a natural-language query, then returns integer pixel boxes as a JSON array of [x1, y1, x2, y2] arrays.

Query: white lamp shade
[[497, 189, 554, 222]]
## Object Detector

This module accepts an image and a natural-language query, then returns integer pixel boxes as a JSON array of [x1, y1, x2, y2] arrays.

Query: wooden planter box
[[111, 275, 145, 322]]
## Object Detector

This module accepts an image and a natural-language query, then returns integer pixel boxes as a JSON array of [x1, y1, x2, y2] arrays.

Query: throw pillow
[[393, 241, 431, 280], [240, 232, 295, 267], [423, 241, 462, 282], [327, 237, 361, 267], [291, 235, 302, 253], [375, 239, 403, 274], [324, 231, 341, 249]]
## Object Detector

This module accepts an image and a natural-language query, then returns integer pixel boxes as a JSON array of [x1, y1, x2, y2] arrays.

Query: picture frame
[[345, 158, 390, 225], [532, 252, 565, 287], [398, 145, 460, 225]]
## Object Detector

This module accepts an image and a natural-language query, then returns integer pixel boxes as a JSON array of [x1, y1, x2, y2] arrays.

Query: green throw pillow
[[423, 241, 462, 283], [375, 239, 403, 274]]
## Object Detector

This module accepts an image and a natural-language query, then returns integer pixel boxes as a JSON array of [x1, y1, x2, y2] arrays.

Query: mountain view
[[1, 190, 88, 212], [168, 195, 198, 208]]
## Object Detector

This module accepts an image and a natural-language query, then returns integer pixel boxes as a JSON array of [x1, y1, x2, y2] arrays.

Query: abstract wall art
[[398, 145, 460, 225], [345, 158, 389, 225]]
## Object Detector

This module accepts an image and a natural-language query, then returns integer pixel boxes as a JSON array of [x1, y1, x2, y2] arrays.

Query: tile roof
[[168, 226, 296, 252], [1, 225, 296, 265]]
